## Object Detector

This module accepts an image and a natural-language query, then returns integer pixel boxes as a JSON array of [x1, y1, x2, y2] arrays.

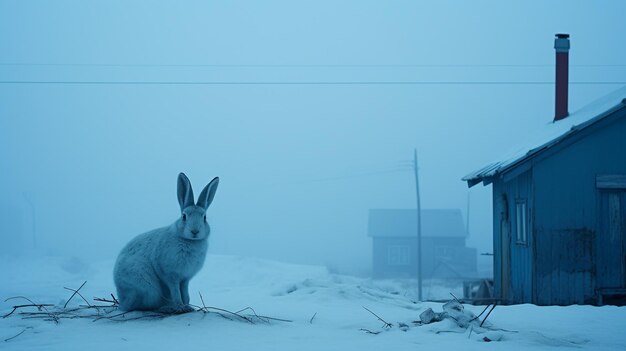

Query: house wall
[[532, 109, 626, 305], [373, 236, 476, 279], [596, 190, 626, 293], [372, 237, 417, 278], [493, 169, 534, 304], [424, 237, 476, 278]]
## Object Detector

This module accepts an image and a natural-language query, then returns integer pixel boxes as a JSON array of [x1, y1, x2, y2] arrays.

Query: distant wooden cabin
[[463, 86, 626, 305], [368, 209, 477, 279]]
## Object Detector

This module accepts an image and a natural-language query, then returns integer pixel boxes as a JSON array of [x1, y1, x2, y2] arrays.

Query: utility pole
[[413, 149, 423, 301], [466, 192, 471, 238]]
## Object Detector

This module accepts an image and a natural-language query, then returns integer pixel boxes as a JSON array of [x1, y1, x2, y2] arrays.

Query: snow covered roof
[[368, 209, 467, 238], [463, 85, 626, 187]]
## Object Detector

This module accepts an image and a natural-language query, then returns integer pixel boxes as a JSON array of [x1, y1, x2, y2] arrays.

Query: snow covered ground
[[1, 254, 625, 350]]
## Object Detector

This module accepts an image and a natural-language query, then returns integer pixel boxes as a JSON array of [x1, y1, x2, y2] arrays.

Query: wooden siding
[[596, 190, 626, 290], [531, 108, 626, 305], [491, 106, 626, 305], [492, 169, 534, 304], [372, 237, 417, 278], [597, 175, 626, 189], [506, 171, 533, 303], [372, 236, 476, 279]]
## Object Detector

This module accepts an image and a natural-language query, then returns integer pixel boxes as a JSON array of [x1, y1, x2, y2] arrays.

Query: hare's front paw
[[180, 304, 196, 313], [158, 304, 195, 314]]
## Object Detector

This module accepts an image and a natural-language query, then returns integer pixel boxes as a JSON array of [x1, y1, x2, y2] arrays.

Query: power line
[[0, 80, 624, 85], [1, 63, 626, 68]]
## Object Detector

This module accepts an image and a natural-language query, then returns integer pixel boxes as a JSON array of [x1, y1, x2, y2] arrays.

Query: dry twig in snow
[[480, 302, 498, 327], [449, 292, 462, 304], [4, 327, 33, 342], [359, 328, 381, 335], [93, 295, 118, 306], [362, 306, 393, 329], [470, 304, 492, 322], [3, 296, 58, 323], [3, 284, 290, 326], [63, 281, 89, 308], [195, 292, 292, 324]]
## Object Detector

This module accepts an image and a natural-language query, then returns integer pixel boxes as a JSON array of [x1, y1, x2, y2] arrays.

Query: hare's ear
[[197, 177, 219, 210], [177, 173, 195, 211]]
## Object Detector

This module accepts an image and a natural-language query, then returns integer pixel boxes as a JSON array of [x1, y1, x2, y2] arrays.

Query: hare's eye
[[182, 214, 187, 221]]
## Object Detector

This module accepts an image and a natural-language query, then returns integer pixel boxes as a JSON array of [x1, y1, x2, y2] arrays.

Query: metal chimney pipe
[[554, 33, 570, 121]]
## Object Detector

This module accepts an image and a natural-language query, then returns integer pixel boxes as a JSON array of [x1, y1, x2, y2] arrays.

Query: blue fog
[[1, 0, 625, 275]]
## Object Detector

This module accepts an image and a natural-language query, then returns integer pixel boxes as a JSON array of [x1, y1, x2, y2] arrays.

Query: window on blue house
[[387, 245, 410, 265], [516, 200, 528, 244]]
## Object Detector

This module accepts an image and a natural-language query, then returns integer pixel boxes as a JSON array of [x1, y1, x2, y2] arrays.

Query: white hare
[[114, 173, 219, 313]]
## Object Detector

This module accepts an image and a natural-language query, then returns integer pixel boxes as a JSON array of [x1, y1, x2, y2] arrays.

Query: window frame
[[386, 245, 411, 266], [515, 199, 528, 245]]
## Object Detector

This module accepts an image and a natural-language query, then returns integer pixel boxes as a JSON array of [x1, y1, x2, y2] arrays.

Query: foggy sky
[[1, 0, 625, 275]]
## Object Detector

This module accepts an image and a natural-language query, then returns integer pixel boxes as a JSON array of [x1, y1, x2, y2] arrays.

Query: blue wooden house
[[368, 209, 477, 279], [463, 86, 626, 305]]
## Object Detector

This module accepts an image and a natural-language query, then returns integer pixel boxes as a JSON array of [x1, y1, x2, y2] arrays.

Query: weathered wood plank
[[596, 174, 626, 189]]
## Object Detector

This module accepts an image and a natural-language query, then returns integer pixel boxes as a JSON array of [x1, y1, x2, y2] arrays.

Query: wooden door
[[597, 190, 626, 289]]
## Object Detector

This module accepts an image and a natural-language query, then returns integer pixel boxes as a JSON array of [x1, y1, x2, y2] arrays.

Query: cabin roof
[[463, 86, 626, 187], [368, 209, 466, 238]]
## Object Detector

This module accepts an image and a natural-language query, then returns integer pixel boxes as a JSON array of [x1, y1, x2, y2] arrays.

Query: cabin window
[[387, 245, 410, 265], [515, 200, 528, 244]]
